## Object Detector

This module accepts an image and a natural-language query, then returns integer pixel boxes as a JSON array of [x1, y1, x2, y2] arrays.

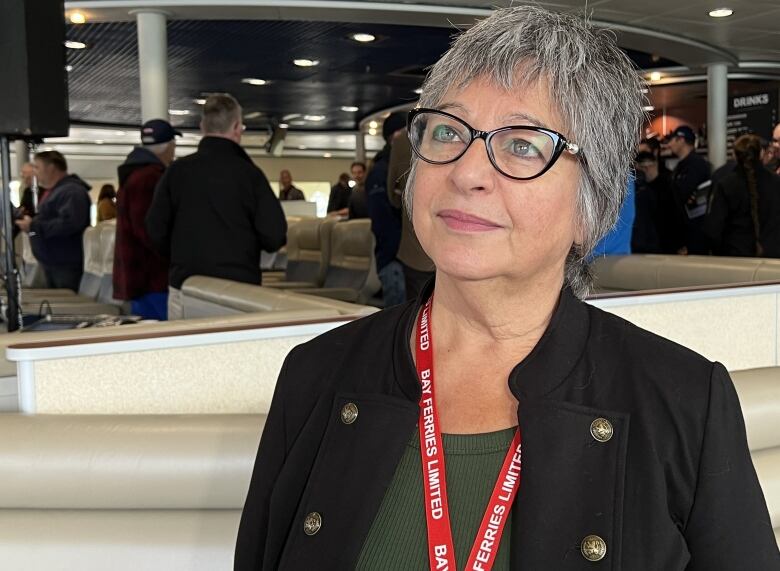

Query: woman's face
[[412, 76, 582, 285]]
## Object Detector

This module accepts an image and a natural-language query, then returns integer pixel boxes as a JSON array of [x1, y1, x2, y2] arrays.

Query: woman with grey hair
[[236, 6, 779, 570]]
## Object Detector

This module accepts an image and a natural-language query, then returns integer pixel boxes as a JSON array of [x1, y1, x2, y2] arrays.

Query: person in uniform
[[235, 6, 779, 570]]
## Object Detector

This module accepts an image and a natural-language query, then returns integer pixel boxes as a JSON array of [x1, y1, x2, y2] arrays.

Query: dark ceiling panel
[[64, 19, 679, 131]]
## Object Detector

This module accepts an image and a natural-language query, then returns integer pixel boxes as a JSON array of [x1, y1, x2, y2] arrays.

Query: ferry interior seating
[[591, 254, 780, 294]]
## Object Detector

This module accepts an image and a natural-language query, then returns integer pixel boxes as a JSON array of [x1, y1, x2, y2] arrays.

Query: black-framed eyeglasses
[[407, 108, 582, 181]]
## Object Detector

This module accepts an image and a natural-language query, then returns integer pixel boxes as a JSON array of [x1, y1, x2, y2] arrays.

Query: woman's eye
[[431, 124, 461, 143], [507, 138, 541, 157]]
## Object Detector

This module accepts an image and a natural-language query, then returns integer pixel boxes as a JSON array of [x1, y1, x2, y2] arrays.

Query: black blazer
[[235, 284, 779, 570]]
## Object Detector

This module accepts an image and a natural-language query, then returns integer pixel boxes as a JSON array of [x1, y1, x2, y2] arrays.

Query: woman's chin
[[432, 254, 506, 283]]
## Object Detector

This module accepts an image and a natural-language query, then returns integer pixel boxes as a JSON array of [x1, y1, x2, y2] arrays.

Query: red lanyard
[[416, 296, 522, 571]]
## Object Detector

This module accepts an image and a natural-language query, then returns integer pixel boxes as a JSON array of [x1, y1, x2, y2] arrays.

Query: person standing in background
[[114, 119, 180, 320], [365, 112, 407, 307], [15, 151, 91, 291], [348, 161, 369, 219], [18, 162, 37, 217], [667, 125, 711, 254], [632, 152, 668, 253], [706, 134, 780, 257], [146, 94, 287, 319], [327, 173, 351, 216], [769, 123, 780, 175], [387, 128, 435, 300], [97, 184, 117, 222], [278, 170, 305, 200]]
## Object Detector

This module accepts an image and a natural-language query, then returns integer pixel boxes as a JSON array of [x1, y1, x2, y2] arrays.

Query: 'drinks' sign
[[727, 89, 778, 144]]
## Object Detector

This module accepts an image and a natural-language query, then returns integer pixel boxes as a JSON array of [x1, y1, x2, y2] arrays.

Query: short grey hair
[[201, 93, 242, 134], [404, 6, 646, 297]]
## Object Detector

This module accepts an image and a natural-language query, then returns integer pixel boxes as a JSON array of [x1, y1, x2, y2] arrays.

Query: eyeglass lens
[[410, 111, 557, 179]]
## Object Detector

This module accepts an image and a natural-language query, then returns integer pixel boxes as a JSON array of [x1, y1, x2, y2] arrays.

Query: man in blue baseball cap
[[667, 124, 711, 254], [113, 118, 181, 320]]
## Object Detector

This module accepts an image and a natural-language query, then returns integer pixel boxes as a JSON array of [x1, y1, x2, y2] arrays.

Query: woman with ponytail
[[707, 133, 780, 256]]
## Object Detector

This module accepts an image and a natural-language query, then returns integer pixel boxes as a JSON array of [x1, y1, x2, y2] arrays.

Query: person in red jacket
[[113, 119, 180, 319]]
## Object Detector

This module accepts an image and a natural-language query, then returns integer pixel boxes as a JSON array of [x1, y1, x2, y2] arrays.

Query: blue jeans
[[131, 292, 169, 320], [377, 260, 406, 308]]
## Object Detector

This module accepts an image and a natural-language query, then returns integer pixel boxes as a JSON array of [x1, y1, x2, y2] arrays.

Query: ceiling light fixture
[[69, 12, 87, 24], [708, 8, 733, 18], [293, 59, 319, 67], [324, 152, 333, 158], [413, 88, 423, 95], [368, 128, 378, 136], [351, 33, 376, 43], [193, 98, 207, 105], [241, 78, 268, 86], [279, 123, 289, 129], [64, 40, 86, 49], [304, 115, 325, 122], [649, 71, 662, 81], [369, 120, 378, 129], [169, 109, 190, 116], [65, 65, 74, 72], [298, 145, 307, 150], [341, 106, 359, 112]]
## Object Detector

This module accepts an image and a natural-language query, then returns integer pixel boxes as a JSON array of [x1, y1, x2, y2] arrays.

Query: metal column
[[355, 131, 366, 163], [134, 10, 169, 122], [707, 63, 728, 169]]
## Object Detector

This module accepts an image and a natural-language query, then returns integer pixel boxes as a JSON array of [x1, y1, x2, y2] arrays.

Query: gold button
[[303, 512, 322, 536], [341, 402, 359, 424], [590, 418, 613, 443], [581, 535, 607, 561]]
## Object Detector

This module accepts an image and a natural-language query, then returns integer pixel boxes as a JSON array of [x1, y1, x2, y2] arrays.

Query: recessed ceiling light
[[709, 8, 733, 18], [169, 109, 190, 116], [65, 65, 74, 72], [341, 106, 359, 112], [304, 115, 325, 122], [279, 123, 289, 129], [69, 12, 87, 24], [649, 71, 662, 81], [413, 88, 423, 95], [369, 120, 378, 129], [351, 33, 376, 43], [323, 152, 332, 158], [64, 40, 86, 49], [293, 59, 319, 67], [241, 78, 268, 86], [368, 128, 377, 136], [642, 105, 655, 112], [193, 98, 207, 105]]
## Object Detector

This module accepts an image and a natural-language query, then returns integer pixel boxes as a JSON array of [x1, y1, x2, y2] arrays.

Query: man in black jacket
[[146, 94, 287, 319], [667, 125, 711, 254], [15, 151, 91, 291]]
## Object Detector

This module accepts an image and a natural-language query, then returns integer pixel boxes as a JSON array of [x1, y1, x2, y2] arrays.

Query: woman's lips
[[437, 209, 502, 232]]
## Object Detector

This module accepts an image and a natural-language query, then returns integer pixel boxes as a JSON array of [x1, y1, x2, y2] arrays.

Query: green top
[[356, 427, 516, 570]]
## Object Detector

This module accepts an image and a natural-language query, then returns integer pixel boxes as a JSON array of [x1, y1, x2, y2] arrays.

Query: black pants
[[43, 265, 83, 292], [401, 262, 434, 302]]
